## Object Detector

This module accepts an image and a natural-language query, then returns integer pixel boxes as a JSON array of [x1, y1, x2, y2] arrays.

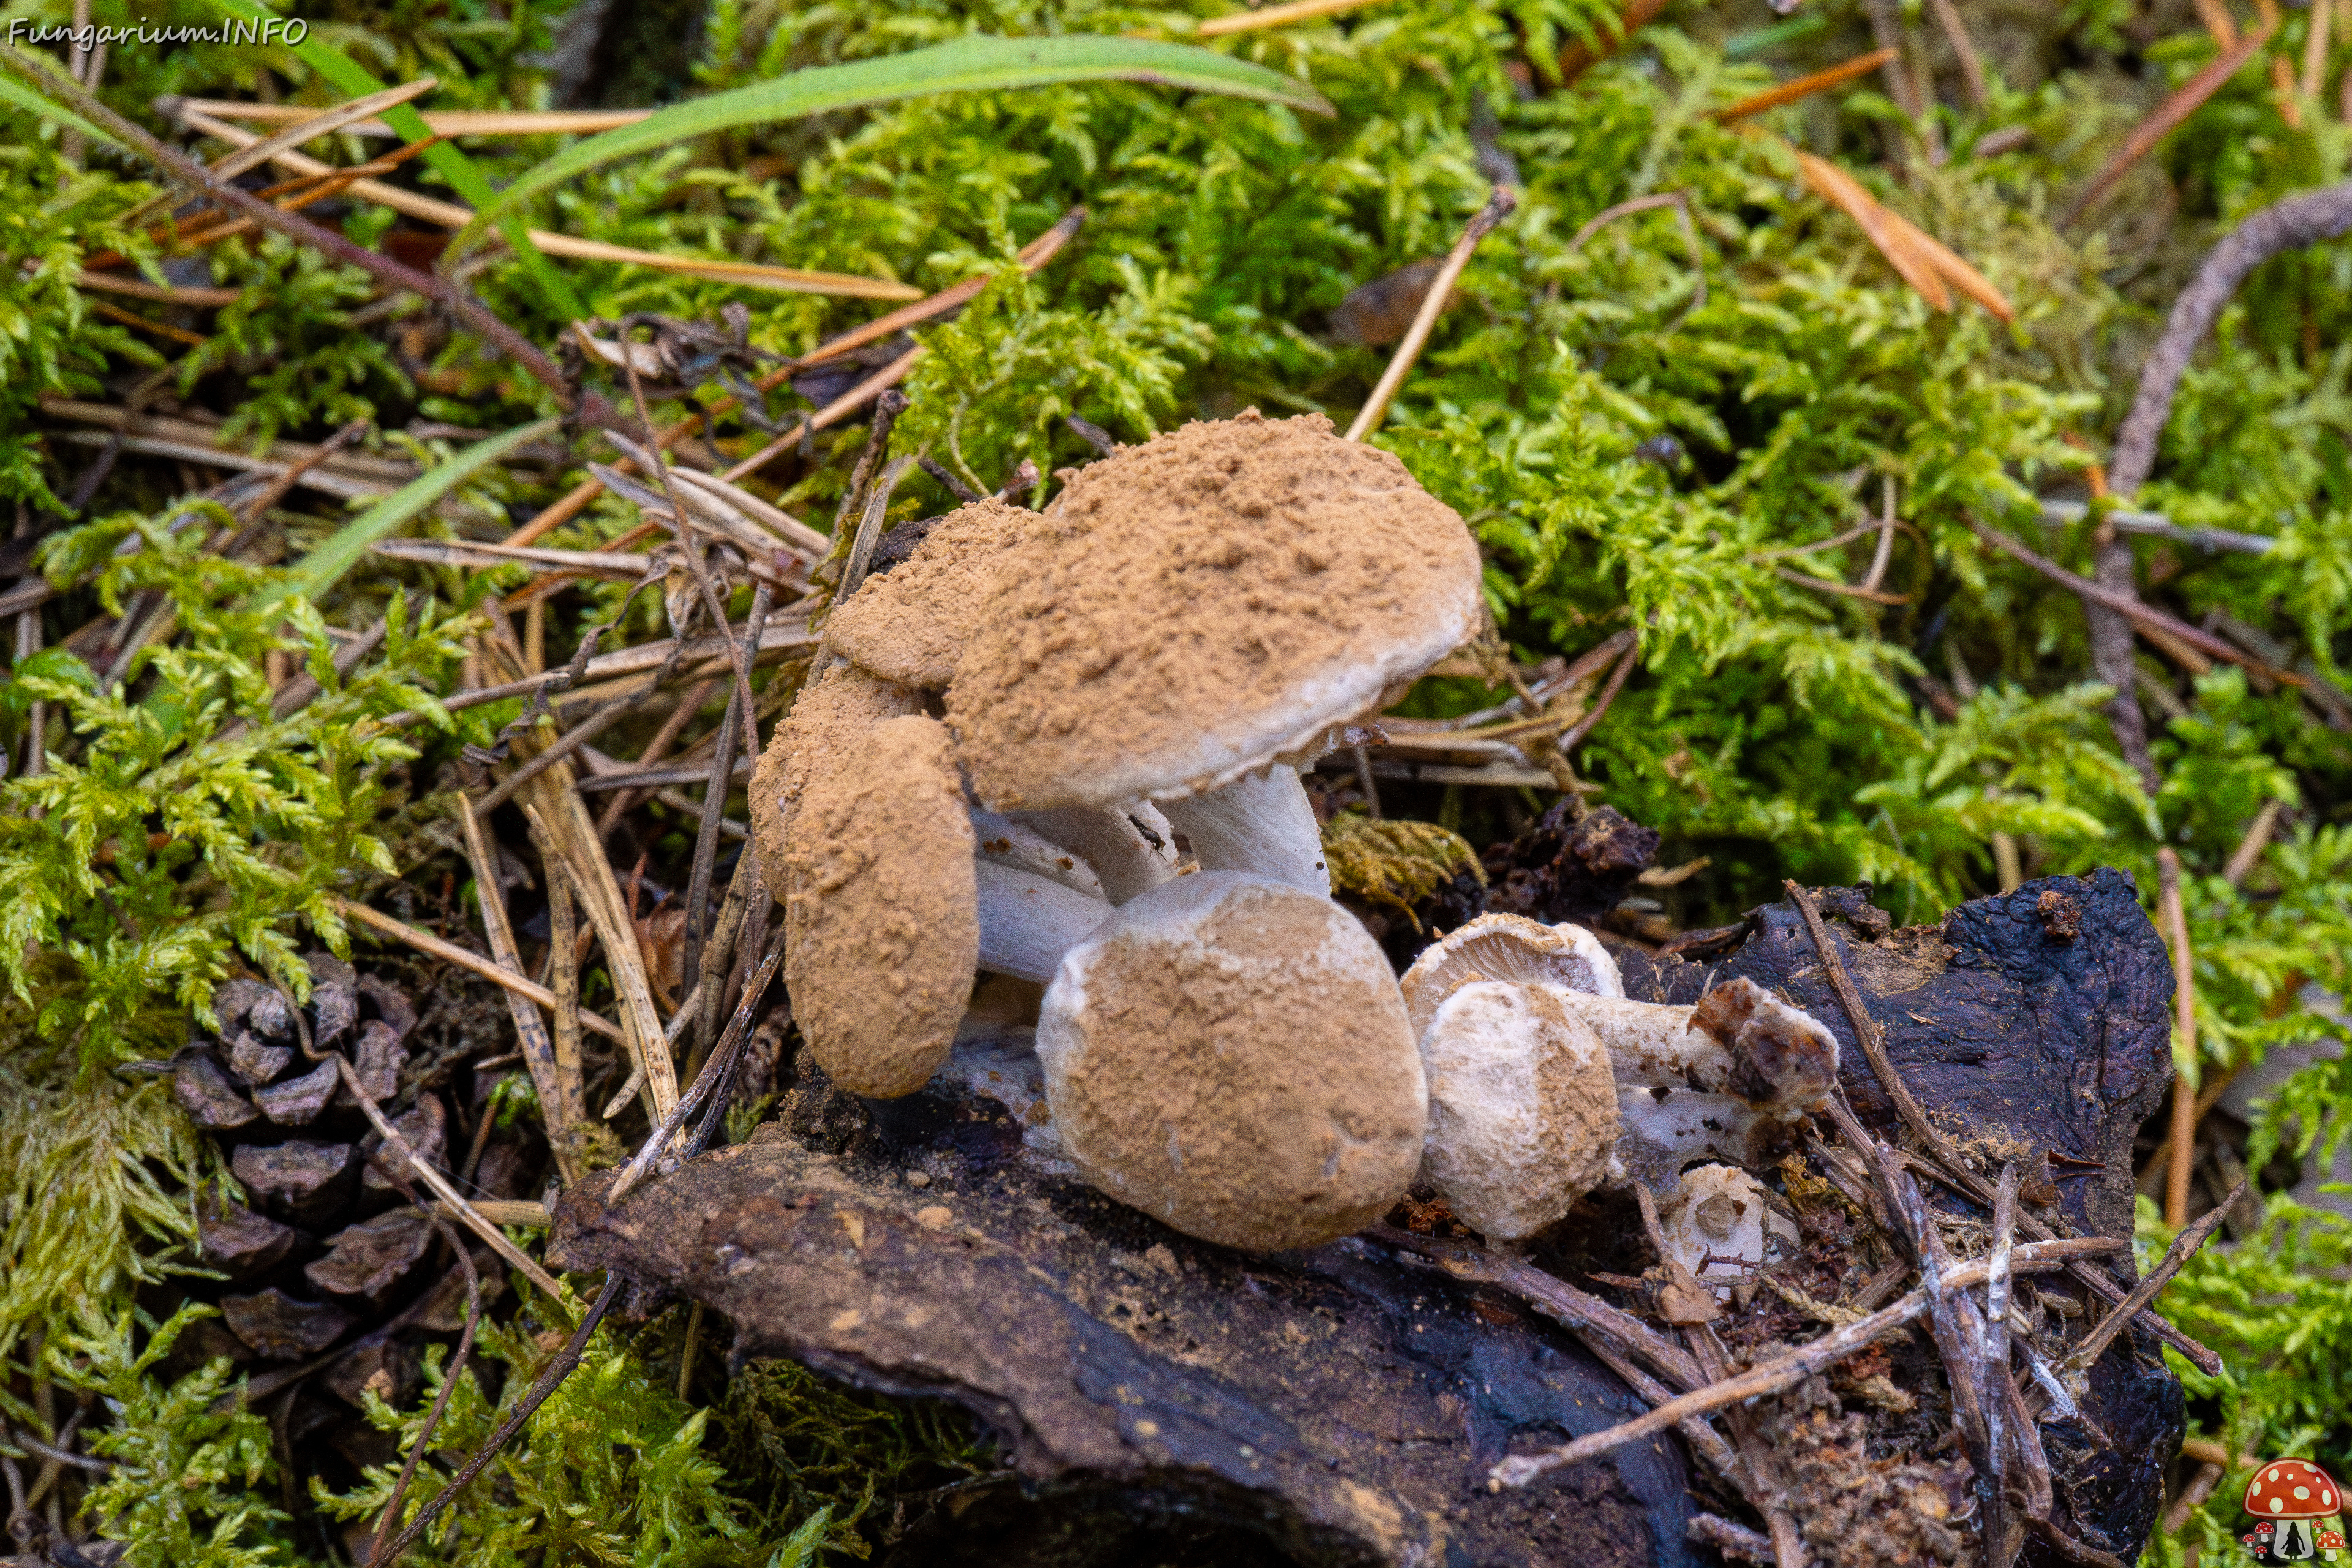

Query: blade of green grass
[[450, 34, 1334, 256], [0, 48, 127, 149], [257, 418, 562, 611], [208, 0, 588, 323]]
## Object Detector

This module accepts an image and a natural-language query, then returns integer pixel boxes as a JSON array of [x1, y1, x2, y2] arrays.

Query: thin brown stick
[[2062, 1179, 2243, 1373], [1, 50, 573, 404], [1923, 0, 1990, 108], [683, 584, 772, 998], [364, 1172, 482, 1568], [316, 1035, 565, 1300], [1970, 518, 2305, 685], [1346, 186, 1517, 442], [328, 894, 623, 1042], [473, 691, 646, 816], [721, 348, 922, 484], [456, 796, 582, 1180], [1556, 636, 1640, 752], [1372, 1226, 1706, 1390], [2222, 799, 2283, 886], [2158, 846, 2201, 1229], [1785, 881, 1952, 1162], [368, 1273, 623, 1567], [1690, 1513, 1777, 1563], [1488, 1238, 2124, 1487]]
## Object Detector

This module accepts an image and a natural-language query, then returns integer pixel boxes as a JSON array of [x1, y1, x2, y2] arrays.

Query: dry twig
[[1346, 186, 1517, 442]]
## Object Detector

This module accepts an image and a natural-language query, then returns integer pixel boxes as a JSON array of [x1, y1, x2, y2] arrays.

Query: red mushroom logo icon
[[2245, 1460, 2344, 1560]]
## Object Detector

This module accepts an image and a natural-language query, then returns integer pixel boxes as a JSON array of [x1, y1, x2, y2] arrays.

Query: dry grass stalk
[[1710, 50, 1898, 123], [519, 735, 677, 1121], [1196, 0, 1384, 37], [2223, 798, 2283, 886], [321, 1046, 566, 1300], [1346, 185, 1517, 442], [168, 104, 921, 301], [1924, 0, 1990, 108], [328, 892, 623, 1042], [2157, 846, 2202, 1227], [174, 97, 652, 137], [456, 794, 584, 1180], [503, 206, 1082, 548], [521, 807, 589, 1174]]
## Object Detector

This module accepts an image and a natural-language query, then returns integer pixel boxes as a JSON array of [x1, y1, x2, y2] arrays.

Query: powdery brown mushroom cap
[[825, 497, 1033, 688], [750, 662, 922, 908], [948, 410, 1484, 811], [1398, 913, 1623, 1041], [1416, 981, 1619, 1241], [782, 714, 977, 1098], [1036, 872, 1427, 1252]]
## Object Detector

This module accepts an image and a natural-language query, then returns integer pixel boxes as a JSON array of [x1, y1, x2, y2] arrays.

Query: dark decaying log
[[1618, 868, 2184, 1566], [550, 873, 2181, 1568]]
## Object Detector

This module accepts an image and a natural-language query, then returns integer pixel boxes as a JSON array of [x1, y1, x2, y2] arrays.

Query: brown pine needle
[[1711, 50, 1898, 123], [2062, 20, 2278, 226], [1794, 151, 1951, 311], [1197, 0, 1384, 37], [1346, 186, 1517, 442]]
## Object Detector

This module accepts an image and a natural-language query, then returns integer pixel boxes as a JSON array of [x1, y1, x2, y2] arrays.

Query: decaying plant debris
[[9, 0, 2352, 1562]]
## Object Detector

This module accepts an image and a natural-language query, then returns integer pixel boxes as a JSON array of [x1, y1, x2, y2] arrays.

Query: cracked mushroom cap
[[1398, 913, 1623, 1041], [750, 661, 923, 908], [825, 497, 1033, 688], [1417, 981, 1619, 1241], [1036, 871, 1427, 1251], [782, 713, 977, 1098], [948, 410, 1484, 811]]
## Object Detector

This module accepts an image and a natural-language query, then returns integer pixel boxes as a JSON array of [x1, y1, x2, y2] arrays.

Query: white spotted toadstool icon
[[2245, 1458, 2344, 1560]]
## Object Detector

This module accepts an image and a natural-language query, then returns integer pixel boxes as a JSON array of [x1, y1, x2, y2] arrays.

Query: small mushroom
[[824, 496, 1032, 688], [750, 660, 924, 908], [1036, 872, 1427, 1251], [1399, 912, 1623, 1039], [1415, 981, 1619, 1240], [948, 410, 1483, 895], [782, 712, 979, 1098], [1659, 1164, 1791, 1297]]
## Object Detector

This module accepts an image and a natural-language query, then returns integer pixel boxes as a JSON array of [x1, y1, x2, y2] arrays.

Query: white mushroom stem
[[1001, 803, 1178, 905], [1552, 980, 1839, 1118], [1155, 764, 1329, 896], [971, 811, 1110, 900], [974, 861, 1112, 984]]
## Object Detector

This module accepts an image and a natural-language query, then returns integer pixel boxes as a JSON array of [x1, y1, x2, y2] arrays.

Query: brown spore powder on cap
[[948, 410, 1482, 810], [825, 497, 1031, 688], [750, 662, 922, 908], [783, 713, 977, 1099], [1043, 878, 1425, 1251]]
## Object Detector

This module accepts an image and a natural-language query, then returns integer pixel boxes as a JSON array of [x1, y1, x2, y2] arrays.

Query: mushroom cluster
[[753, 410, 1482, 1251]]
